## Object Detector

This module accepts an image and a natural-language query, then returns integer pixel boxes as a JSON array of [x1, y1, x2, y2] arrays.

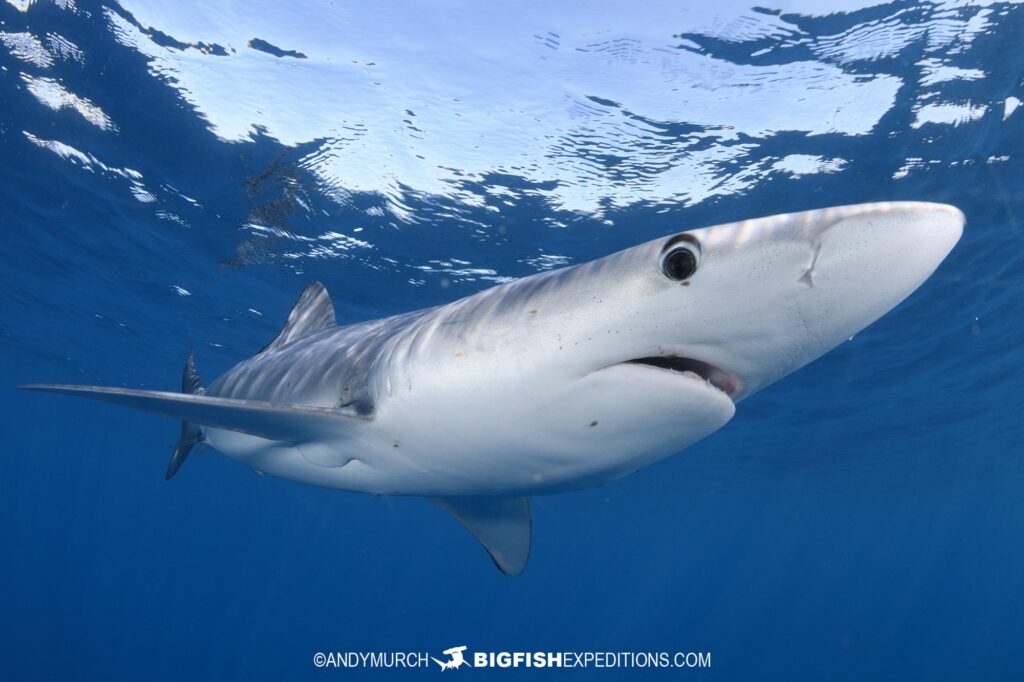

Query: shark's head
[[577, 201, 964, 406], [380, 201, 964, 492]]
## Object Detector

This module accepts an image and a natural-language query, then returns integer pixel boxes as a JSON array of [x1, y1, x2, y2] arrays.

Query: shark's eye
[[661, 246, 699, 281]]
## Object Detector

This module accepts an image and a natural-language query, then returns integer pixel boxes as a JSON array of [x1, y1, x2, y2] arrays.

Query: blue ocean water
[[2, 0, 1023, 679]]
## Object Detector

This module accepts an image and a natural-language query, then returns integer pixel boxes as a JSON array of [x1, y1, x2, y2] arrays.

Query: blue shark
[[22, 202, 963, 574]]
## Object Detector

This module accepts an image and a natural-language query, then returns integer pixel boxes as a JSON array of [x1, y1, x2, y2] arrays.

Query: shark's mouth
[[621, 356, 739, 398]]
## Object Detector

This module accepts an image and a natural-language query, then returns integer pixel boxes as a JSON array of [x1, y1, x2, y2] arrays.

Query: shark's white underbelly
[[204, 362, 736, 496]]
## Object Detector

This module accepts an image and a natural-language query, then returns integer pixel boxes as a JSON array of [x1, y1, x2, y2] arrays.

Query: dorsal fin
[[264, 281, 336, 352]]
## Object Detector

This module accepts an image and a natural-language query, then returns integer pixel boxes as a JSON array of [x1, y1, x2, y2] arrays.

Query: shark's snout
[[807, 202, 963, 286], [794, 202, 964, 345]]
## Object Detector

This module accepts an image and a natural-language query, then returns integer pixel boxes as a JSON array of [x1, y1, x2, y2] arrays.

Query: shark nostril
[[799, 240, 822, 288]]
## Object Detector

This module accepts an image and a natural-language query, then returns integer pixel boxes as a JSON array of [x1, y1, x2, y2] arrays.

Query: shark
[[21, 201, 963, 575]]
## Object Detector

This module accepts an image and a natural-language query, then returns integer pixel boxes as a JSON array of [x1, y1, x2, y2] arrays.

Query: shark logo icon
[[432, 645, 470, 670]]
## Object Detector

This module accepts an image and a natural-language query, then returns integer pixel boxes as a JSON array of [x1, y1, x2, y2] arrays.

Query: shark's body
[[23, 202, 964, 574]]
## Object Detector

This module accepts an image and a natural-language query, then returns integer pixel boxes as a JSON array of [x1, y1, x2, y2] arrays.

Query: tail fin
[[166, 351, 203, 480]]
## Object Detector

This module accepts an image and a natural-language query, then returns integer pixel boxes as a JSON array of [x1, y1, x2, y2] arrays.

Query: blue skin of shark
[[22, 202, 964, 574]]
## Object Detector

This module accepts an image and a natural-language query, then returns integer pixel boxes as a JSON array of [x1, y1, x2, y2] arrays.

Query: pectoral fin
[[432, 496, 531, 576], [19, 384, 365, 443]]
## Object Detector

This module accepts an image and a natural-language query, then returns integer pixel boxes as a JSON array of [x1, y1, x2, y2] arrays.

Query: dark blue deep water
[[2, 1, 1023, 679]]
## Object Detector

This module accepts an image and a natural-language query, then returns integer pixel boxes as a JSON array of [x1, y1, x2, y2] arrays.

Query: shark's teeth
[[621, 355, 738, 397]]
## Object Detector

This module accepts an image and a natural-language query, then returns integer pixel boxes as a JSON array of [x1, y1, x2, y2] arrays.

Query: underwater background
[[2, 0, 1022, 679]]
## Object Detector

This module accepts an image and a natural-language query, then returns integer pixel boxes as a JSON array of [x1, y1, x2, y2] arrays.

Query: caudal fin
[[165, 351, 204, 480]]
